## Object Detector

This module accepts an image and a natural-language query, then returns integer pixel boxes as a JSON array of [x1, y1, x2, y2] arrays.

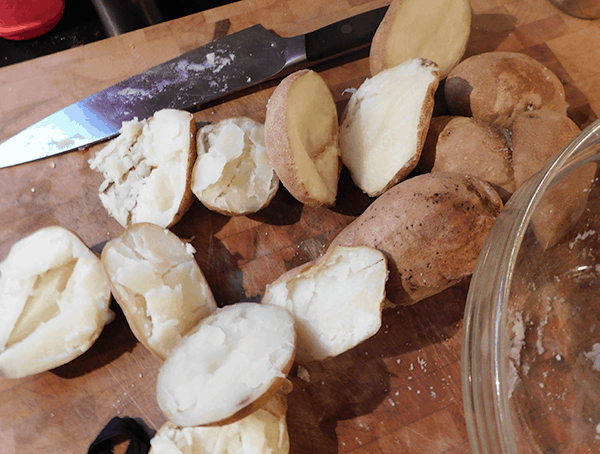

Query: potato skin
[[170, 115, 198, 228], [431, 116, 515, 202], [328, 172, 503, 305], [444, 52, 566, 128], [511, 110, 580, 188], [511, 110, 595, 249]]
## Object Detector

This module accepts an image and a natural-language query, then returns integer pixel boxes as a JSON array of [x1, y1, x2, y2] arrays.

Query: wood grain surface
[[1, 0, 599, 452]]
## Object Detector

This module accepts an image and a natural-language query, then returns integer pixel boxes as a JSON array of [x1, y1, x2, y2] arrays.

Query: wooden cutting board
[[0, 0, 599, 452]]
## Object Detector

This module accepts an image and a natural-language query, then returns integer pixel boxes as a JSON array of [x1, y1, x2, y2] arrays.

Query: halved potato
[[339, 58, 439, 197], [0, 226, 113, 378], [265, 69, 341, 207], [156, 302, 296, 427], [192, 117, 279, 216], [370, 0, 472, 79], [89, 108, 197, 228], [149, 384, 291, 454], [262, 245, 387, 364], [101, 223, 217, 360]]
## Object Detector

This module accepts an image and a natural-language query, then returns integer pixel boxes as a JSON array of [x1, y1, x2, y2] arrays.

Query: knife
[[0, 6, 388, 169]]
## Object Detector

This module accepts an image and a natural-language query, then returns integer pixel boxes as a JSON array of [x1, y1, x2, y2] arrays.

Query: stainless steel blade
[[0, 25, 305, 168], [0, 6, 389, 168]]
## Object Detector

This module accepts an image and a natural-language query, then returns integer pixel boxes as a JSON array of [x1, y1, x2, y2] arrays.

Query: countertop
[[0, 0, 599, 452]]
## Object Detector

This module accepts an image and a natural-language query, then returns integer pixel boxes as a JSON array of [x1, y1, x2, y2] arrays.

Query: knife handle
[[304, 6, 389, 63]]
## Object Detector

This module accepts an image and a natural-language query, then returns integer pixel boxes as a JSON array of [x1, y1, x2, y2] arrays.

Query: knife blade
[[0, 6, 388, 169]]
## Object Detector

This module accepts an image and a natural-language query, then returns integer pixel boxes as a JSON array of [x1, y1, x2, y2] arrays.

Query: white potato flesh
[[89, 109, 194, 228], [156, 303, 296, 427], [149, 390, 290, 454], [0, 226, 113, 378], [102, 223, 217, 360], [263, 246, 387, 363], [340, 59, 438, 197], [192, 117, 279, 215]]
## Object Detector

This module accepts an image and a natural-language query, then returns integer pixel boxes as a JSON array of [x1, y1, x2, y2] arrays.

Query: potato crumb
[[296, 365, 310, 382]]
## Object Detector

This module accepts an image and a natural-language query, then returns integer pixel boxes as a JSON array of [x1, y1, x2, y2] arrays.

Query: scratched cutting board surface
[[1, 0, 599, 452]]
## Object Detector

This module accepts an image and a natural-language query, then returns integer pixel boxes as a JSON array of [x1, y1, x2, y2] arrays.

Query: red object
[[0, 0, 65, 40]]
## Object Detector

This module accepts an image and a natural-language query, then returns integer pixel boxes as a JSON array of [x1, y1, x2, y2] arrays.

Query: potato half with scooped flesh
[[89, 108, 197, 228], [369, 0, 472, 79], [0, 226, 113, 379], [340, 58, 439, 197], [191, 116, 279, 216], [262, 245, 387, 364], [156, 302, 296, 427], [149, 384, 291, 454], [265, 69, 341, 207], [101, 222, 217, 360]]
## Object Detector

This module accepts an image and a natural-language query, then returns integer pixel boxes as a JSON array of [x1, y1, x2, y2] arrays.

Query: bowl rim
[[461, 118, 600, 454]]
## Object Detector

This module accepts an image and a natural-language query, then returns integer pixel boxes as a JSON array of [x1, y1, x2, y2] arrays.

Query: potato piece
[[512, 110, 596, 249], [444, 52, 567, 128], [156, 303, 296, 427], [101, 223, 217, 360], [512, 110, 581, 188], [414, 115, 454, 175], [431, 116, 515, 201], [328, 172, 503, 306], [89, 109, 197, 228], [149, 385, 291, 454], [262, 245, 387, 364], [370, 0, 471, 79], [339, 59, 439, 197], [265, 69, 341, 207], [0, 226, 113, 378], [191, 117, 279, 216]]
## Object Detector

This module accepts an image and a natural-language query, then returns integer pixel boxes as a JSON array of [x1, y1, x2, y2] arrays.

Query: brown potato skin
[[328, 172, 503, 305], [167, 116, 198, 228], [444, 52, 566, 128], [511, 110, 580, 188], [414, 115, 454, 175], [431, 116, 515, 202], [512, 110, 596, 249]]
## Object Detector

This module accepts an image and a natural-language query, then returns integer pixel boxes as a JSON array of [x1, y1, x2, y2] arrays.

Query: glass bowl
[[462, 118, 600, 453]]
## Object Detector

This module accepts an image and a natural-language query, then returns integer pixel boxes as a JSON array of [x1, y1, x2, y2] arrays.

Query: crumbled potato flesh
[[385, 0, 470, 78], [193, 119, 277, 213], [89, 109, 192, 228], [286, 71, 339, 202], [263, 246, 386, 363], [104, 226, 216, 359], [158, 303, 295, 427], [150, 393, 289, 454]]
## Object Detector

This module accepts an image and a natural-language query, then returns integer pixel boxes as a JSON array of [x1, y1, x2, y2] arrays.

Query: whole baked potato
[[328, 172, 503, 305]]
